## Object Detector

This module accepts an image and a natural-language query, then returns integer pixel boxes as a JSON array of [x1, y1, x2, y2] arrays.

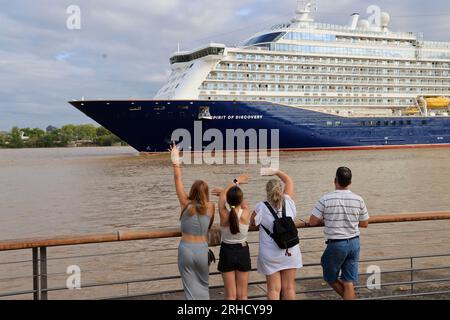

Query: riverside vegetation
[[0, 124, 126, 149]]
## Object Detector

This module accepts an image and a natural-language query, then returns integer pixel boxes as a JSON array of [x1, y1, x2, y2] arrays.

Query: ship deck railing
[[0, 211, 450, 300]]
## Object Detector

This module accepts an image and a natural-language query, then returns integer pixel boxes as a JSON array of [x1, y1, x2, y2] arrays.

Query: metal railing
[[0, 211, 450, 300]]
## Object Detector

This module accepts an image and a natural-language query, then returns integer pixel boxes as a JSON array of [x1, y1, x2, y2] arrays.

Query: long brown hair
[[187, 180, 210, 215], [226, 186, 244, 235]]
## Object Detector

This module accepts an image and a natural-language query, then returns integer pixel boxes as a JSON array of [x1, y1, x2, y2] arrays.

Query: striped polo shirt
[[312, 190, 369, 240]]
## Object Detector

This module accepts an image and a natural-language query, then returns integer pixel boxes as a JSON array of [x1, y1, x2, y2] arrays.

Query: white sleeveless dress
[[254, 194, 303, 275]]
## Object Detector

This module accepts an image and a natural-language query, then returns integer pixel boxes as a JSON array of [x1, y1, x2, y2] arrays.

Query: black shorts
[[218, 242, 252, 273]]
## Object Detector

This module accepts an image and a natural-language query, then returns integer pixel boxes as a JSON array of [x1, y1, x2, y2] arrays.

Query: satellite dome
[[381, 12, 391, 28], [358, 19, 370, 29]]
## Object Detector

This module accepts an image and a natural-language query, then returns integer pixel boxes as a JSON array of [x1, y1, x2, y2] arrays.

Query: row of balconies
[[215, 66, 450, 77], [205, 76, 450, 86], [200, 84, 449, 94], [225, 54, 450, 69]]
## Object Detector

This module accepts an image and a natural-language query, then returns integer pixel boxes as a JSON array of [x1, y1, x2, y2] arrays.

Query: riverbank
[[0, 124, 126, 149]]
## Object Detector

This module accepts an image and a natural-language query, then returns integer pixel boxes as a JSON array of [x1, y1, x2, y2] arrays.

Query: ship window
[[244, 32, 285, 46], [399, 120, 404, 125], [422, 120, 428, 125], [407, 120, 412, 125], [391, 120, 397, 126], [326, 121, 333, 127], [376, 121, 381, 126], [335, 121, 342, 127], [384, 121, 389, 126], [170, 46, 224, 64], [360, 121, 366, 127]]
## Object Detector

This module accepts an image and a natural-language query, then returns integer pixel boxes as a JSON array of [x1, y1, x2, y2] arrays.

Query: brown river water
[[0, 147, 449, 299], [1, 147, 450, 238]]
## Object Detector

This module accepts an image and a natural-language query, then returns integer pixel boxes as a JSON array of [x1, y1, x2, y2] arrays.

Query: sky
[[1, 0, 450, 130]]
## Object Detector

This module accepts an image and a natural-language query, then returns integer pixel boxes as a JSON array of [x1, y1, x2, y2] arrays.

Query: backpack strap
[[264, 201, 280, 220], [260, 202, 277, 238], [261, 201, 286, 239], [264, 201, 286, 219], [261, 224, 272, 237]]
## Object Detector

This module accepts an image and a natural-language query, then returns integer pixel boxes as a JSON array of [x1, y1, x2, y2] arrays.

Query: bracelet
[[173, 163, 181, 167]]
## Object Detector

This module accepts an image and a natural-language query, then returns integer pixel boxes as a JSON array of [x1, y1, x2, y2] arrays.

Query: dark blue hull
[[69, 100, 450, 152]]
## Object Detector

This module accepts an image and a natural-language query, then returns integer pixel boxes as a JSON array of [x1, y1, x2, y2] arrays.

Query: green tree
[[61, 124, 77, 141], [96, 126, 111, 137], [75, 124, 96, 141], [2, 124, 125, 148], [0, 132, 8, 147], [22, 128, 46, 148], [36, 128, 66, 148], [10, 127, 24, 148]]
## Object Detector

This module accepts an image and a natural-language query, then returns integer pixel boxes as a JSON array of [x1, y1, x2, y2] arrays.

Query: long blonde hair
[[266, 179, 284, 210], [187, 180, 210, 215]]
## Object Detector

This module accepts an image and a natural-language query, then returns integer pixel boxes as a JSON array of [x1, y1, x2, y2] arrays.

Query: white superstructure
[[155, 2, 450, 116]]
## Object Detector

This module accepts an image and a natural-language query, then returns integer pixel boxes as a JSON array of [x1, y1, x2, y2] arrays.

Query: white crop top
[[220, 208, 250, 244]]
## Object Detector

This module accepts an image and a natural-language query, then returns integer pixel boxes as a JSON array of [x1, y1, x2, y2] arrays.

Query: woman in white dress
[[251, 169, 302, 300]]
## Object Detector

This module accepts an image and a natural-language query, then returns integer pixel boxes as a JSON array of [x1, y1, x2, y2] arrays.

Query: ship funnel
[[349, 13, 359, 30]]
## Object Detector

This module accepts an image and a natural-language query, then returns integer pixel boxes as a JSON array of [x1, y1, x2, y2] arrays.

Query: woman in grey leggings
[[170, 143, 215, 300]]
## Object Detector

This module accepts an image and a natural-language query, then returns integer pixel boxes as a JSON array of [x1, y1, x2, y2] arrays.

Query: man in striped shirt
[[309, 167, 369, 300]]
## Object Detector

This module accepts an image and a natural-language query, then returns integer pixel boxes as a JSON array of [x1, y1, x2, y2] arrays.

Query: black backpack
[[261, 201, 299, 256]]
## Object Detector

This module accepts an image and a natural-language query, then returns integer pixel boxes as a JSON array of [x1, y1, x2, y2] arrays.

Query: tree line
[[0, 124, 127, 149]]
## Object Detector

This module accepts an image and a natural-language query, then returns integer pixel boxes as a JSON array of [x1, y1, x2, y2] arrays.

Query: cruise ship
[[70, 2, 450, 152]]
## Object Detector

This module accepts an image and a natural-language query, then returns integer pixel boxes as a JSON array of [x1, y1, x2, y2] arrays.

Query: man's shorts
[[321, 236, 360, 284]]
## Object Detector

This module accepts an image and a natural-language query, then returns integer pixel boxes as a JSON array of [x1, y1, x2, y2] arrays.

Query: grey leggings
[[178, 241, 210, 300]]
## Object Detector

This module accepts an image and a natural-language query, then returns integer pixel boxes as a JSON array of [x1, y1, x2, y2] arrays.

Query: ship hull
[[69, 100, 450, 152]]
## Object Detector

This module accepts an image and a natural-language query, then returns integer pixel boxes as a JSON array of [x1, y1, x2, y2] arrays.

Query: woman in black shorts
[[213, 174, 252, 300]]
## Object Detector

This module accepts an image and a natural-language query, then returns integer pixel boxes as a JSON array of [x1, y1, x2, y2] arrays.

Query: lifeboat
[[424, 97, 450, 109], [404, 107, 420, 115]]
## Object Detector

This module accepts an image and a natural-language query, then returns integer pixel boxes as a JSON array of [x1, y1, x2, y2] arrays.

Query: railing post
[[40, 247, 48, 300], [410, 257, 414, 294], [32, 248, 39, 300]]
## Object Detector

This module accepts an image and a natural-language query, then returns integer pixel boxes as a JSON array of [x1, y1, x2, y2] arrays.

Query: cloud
[[55, 51, 75, 62], [0, 0, 450, 130]]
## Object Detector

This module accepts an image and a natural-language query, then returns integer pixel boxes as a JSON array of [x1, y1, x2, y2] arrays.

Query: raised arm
[[217, 183, 234, 226], [169, 142, 189, 210], [276, 170, 294, 198], [213, 174, 250, 226], [261, 168, 294, 198]]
